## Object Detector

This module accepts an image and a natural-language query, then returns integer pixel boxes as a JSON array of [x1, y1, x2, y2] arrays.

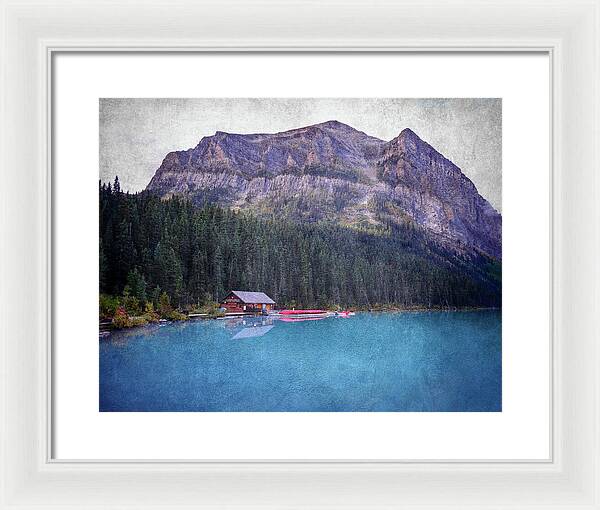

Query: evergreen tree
[[98, 179, 501, 313], [113, 175, 121, 193], [126, 268, 147, 304], [99, 238, 107, 291]]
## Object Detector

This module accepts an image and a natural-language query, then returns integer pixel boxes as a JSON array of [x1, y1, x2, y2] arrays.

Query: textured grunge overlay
[[100, 98, 502, 211]]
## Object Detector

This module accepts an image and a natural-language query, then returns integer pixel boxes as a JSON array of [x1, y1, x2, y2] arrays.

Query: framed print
[[53, 53, 549, 461], [1, 0, 599, 509]]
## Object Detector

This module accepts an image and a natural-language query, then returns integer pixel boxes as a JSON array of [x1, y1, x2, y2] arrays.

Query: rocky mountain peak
[[318, 119, 346, 128], [398, 127, 418, 140], [146, 122, 502, 261]]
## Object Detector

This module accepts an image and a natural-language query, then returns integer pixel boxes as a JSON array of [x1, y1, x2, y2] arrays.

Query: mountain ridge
[[146, 121, 501, 261]]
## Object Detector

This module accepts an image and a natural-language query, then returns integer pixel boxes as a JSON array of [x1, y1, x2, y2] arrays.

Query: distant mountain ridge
[[146, 121, 501, 260]]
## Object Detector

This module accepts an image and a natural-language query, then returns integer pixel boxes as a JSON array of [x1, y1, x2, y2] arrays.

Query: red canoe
[[279, 309, 326, 315]]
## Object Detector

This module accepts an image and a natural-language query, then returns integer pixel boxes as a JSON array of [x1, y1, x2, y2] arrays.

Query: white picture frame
[[1, 0, 599, 508]]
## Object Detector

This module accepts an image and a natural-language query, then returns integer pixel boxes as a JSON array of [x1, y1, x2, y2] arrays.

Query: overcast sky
[[100, 98, 502, 211]]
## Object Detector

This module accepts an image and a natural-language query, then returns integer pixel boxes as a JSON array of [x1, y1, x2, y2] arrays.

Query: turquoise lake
[[99, 311, 501, 412]]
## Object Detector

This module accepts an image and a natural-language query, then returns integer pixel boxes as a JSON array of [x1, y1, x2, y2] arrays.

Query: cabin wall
[[221, 295, 244, 312]]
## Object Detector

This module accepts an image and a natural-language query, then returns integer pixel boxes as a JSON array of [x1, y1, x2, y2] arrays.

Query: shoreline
[[100, 306, 501, 333], [357, 306, 500, 313]]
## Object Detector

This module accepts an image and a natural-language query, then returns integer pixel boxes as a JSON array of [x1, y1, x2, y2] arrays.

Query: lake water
[[100, 311, 501, 412]]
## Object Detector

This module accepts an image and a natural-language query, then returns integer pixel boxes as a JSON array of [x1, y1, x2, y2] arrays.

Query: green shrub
[[129, 316, 148, 327], [185, 302, 226, 318], [122, 287, 141, 316], [199, 302, 221, 314], [158, 292, 173, 318], [99, 294, 120, 319], [166, 310, 188, 321], [142, 302, 160, 323], [112, 306, 131, 328]]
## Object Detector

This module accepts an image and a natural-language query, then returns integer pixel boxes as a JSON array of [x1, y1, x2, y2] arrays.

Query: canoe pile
[[277, 309, 355, 319]]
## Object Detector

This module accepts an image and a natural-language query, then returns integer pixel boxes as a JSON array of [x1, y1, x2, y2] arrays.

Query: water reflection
[[226, 314, 340, 338], [279, 316, 327, 322], [99, 323, 163, 346], [232, 325, 275, 339], [226, 316, 276, 339], [101, 314, 348, 346]]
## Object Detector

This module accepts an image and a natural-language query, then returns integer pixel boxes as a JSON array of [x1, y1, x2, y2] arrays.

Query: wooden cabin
[[220, 291, 276, 313]]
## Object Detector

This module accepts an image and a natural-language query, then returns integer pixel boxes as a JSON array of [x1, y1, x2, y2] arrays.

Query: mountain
[[146, 121, 501, 261]]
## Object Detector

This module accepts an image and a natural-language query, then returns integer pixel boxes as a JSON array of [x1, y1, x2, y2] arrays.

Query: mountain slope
[[146, 121, 501, 261]]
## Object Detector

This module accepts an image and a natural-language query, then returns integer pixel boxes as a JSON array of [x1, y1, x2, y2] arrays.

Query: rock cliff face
[[146, 121, 501, 260]]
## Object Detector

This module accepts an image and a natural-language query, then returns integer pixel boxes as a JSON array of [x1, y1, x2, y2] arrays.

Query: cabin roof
[[227, 290, 276, 304]]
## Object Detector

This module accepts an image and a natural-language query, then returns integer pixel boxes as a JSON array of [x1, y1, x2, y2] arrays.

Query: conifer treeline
[[99, 178, 501, 311]]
